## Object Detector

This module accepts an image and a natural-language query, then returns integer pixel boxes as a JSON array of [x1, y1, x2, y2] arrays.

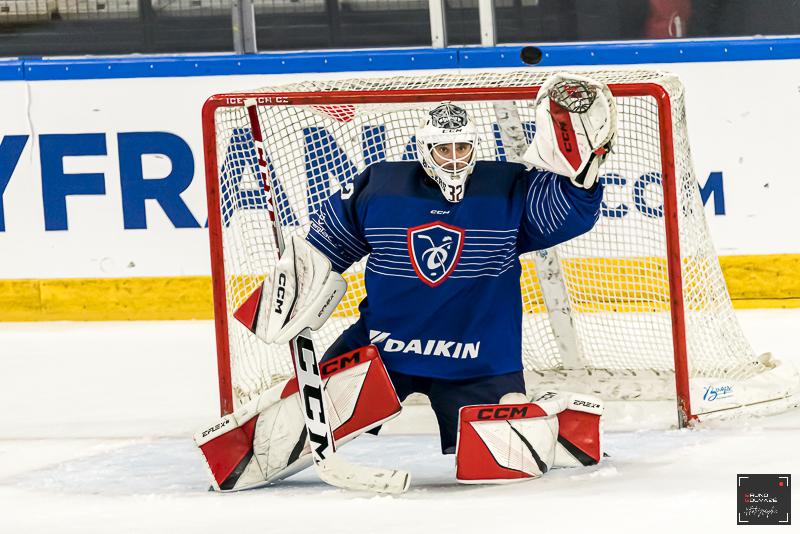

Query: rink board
[[1, 39, 800, 318], [1, 254, 798, 321]]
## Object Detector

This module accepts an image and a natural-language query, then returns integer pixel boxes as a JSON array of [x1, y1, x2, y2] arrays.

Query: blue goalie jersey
[[307, 161, 603, 380]]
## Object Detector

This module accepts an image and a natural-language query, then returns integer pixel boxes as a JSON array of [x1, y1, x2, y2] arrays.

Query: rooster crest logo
[[407, 221, 465, 287]]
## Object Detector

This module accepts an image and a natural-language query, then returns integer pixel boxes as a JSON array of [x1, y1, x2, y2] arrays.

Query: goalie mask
[[416, 102, 479, 203]]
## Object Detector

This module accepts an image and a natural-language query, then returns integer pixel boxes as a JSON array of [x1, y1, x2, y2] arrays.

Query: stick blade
[[317, 455, 410, 495]]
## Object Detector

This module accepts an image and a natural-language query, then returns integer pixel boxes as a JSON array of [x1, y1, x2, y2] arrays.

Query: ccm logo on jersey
[[369, 330, 480, 359]]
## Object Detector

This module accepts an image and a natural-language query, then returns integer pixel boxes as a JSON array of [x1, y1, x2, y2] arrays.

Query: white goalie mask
[[416, 102, 479, 203]]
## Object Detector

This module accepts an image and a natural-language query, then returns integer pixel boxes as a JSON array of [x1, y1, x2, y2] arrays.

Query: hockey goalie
[[195, 73, 614, 489]]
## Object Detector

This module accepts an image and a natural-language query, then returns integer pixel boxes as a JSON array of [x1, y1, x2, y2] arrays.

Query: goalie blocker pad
[[194, 345, 401, 491], [233, 236, 347, 345], [456, 391, 604, 483]]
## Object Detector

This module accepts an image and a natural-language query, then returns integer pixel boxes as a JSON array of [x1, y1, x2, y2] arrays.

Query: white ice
[[1, 310, 798, 533]]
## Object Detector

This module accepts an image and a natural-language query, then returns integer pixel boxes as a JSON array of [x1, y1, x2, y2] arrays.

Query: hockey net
[[202, 69, 799, 426]]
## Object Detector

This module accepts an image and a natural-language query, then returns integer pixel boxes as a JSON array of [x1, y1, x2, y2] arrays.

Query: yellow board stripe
[[0, 254, 798, 321], [0, 276, 215, 321]]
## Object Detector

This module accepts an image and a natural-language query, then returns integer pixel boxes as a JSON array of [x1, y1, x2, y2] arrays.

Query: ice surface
[[1, 310, 798, 533]]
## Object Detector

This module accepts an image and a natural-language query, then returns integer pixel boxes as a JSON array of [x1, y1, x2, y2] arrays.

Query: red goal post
[[201, 70, 798, 427]]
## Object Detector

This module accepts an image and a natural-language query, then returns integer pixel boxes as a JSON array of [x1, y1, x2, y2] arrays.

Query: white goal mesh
[[204, 69, 797, 422]]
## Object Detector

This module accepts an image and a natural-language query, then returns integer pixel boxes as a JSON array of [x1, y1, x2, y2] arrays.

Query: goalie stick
[[238, 100, 410, 494]]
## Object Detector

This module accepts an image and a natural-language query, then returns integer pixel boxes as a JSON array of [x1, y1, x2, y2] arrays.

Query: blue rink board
[[2, 36, 800, 81]]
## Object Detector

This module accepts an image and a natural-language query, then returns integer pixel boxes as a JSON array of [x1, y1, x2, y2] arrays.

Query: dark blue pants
[[323, 330, 526, 454]]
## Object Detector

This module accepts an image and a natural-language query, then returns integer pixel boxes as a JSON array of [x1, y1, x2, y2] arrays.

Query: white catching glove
[[235, 236, 347, 345], [523, 72, 617, 189]]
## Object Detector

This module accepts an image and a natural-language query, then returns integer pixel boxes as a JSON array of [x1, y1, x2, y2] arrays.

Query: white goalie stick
[[242, 99, 410, 494]]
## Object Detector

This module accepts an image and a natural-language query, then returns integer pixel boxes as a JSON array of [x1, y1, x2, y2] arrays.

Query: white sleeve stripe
[[365, 264, 420, 279], [373, 245, 410, 252], [543, 173, 563, 231], [368, 239, 409, 245], [461, 229, 517, 234], [366, 264, 516, 280], [330, 202, 370, 254], [370, 237, 517, 246], [546, 183, 568, 222], [542, 192, 564, 232], [527, 171, 581, 236], [454, 261, 515, 273], [319, 202, 366, 258], [368, 262, 416, 273], [368, 251, 411, 259], [323, 202, 369, 256], [370, 251, 515, 261], [370, 256, 512, 268], [551, 179, 571, 219], [466, 244, 518, 250], [307, 233, 350, 271], [455, 254, 517, 261], [370, 257, 412, 266], [526, 175, 545, 234], [308, 232, 348, 264], [365, 228, 517, 235], [525, 172, 542, 218], [461, 248, 516, 254], [465, 236, 517, 242], [451, 264, 516, 278], [533, 177, 556, 234], [307, 226, 340, 250], [457, 259, 515, 267], [319, 206, 364, 260]]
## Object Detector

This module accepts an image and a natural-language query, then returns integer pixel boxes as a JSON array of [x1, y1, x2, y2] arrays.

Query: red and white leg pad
[[193, 345, 401, 491], [456, 390, 604, 483], [455, 393, 566, 484], [533, 390, 604, 467]]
